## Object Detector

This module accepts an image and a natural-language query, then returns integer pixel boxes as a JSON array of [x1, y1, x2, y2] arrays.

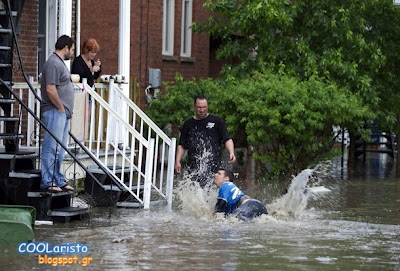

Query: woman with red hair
[[71, 38, 102, 87]]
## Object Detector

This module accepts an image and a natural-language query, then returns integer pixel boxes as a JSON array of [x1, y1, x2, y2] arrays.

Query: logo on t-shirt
[[206, 122, 215, 129]]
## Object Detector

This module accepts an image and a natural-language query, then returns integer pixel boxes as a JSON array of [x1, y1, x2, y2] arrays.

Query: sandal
[[61, 185, 74, 191], [46, 186, 62, 192]]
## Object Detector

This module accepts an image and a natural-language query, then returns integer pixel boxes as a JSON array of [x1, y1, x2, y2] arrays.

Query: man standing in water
[[40, 35, 75, 192], [175, 95, 236, 187]]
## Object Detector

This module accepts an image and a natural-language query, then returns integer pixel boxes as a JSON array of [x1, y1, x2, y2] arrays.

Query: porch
[[1, 78, 176, 210]]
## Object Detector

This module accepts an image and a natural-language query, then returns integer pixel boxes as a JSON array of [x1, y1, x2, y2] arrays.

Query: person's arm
[[46, 84, 64, 112], [214, 199, 227, 213], [225, 139, 236, 163], [175, 145, 186, 174], [71, 57, 87, 83]]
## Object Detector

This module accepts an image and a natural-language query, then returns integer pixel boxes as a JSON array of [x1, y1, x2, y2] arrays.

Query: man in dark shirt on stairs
[[175, 95, 236, 187]]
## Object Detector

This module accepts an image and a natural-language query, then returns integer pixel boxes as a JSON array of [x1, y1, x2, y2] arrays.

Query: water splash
[[175, 163, 319, 221], [174, 147, 218, 219], [267, 169, 313, 219], [174, 174, 217, 220]]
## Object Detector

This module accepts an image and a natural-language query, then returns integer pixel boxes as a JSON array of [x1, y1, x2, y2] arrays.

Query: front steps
[[28, 191, 89, 222], [85, 165, 167, 208], [0, 151, 89, 222]]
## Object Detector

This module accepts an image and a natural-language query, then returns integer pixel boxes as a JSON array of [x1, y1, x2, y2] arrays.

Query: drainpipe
[[119, 0, 131, 139], [119, 0, 131, 98], [76, 0, 81, 56], [59, 0, 73, 69], [47, 0, 58, 59]]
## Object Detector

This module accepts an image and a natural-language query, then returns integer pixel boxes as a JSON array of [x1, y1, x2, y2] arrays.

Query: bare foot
[[62, 185, 74, 191], [47, 186, 62, 192]]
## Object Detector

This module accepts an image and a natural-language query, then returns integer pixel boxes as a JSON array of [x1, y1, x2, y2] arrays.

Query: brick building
[[15, 0, 219, 108]]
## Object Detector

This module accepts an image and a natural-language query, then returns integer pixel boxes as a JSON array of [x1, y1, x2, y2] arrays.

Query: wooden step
[[0, 46, 11, 50], [0, 63, 12, 68]]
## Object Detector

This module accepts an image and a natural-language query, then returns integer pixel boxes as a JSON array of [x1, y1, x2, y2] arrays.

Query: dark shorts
[[233, 199, 268, 221]]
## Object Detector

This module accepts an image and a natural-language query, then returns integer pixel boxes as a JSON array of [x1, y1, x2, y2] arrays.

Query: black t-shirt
[[178, 114, 231, 174]]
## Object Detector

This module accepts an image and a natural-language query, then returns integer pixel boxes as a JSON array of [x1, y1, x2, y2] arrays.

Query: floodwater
[[1, 153, 400, 270]]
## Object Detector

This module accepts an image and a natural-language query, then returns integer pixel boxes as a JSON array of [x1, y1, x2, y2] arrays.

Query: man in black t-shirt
[[175, 95, 236, 187]]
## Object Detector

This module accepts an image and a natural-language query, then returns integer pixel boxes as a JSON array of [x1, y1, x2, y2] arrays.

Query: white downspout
[[118, 0, 131, 146], [76, 0, 81, 56], [119, 0, 131, 98], [46, 0, 58, 59], [59, 0, 73, 69]]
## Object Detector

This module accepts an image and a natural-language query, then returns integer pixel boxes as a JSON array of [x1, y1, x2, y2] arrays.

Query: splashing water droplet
[[267, 169, 313, 219]]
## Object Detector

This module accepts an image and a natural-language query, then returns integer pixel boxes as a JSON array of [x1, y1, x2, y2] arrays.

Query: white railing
[[5, 77, 176, 210], [78, 79, 176, 210]]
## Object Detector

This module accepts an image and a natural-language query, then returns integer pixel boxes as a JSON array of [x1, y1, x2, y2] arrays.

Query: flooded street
[[1, 153, 400, 270]]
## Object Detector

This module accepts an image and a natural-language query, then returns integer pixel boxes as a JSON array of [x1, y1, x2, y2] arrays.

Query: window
[[163, 0, 175, 56], [180, 0, 192, 57]]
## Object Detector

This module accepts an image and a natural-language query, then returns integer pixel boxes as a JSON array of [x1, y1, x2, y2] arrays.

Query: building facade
[[15, 0, 218, 108]]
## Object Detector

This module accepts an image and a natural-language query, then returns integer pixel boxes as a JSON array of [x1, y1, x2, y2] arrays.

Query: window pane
[[163, 0, 174, 55]]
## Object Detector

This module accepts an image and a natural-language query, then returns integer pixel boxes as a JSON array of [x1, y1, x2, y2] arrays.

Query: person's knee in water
[[233, 197, 268, 222], [213, 168, 268, 221]]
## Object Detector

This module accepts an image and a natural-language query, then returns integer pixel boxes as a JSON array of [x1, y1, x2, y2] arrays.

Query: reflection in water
[[1, 153, 400, 270]]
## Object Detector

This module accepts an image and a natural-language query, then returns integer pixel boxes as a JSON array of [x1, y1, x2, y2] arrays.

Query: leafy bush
[[145, 71, 373, 181]]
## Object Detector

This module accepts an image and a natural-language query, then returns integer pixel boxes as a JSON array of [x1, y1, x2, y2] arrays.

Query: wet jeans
[[40, 108, 69, 189]]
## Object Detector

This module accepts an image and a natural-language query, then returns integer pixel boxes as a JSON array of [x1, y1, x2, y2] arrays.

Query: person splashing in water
[[213, 168, 268, 221], [175, 95, 236, 187]]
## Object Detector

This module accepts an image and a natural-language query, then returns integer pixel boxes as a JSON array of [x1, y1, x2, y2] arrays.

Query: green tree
[[146, 70, 373, 181], [192, 0, 400, 170], [146, 0, 400, 180], [196, 0, 400, 131]]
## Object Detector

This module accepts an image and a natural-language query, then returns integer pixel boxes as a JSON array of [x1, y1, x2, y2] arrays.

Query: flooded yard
[[1, 153, 400, 270]]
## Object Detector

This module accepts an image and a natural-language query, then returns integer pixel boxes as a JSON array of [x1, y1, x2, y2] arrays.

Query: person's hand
[[93, 59, 101, 72], [175, 162, 181, 174], [229, 153, 236, 164]]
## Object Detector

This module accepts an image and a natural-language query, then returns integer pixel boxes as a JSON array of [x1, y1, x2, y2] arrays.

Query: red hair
[[81, 39, 100, 54]]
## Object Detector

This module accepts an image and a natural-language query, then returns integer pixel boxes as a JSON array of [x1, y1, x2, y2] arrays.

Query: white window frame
[[163, 0, 175, 56], [180, 0, 192, 57]]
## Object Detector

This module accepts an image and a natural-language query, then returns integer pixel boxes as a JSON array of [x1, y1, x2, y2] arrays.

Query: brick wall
[[11, 0, 39, 145], [14, 0, 39, 82], [80, 0, 213, 108]]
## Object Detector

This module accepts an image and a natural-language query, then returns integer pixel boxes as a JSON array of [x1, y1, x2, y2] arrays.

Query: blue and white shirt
[[217, 182, 244, 214]]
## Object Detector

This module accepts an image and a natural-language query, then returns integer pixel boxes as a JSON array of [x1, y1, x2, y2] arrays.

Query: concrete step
[[48, 207, 90, 223]]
